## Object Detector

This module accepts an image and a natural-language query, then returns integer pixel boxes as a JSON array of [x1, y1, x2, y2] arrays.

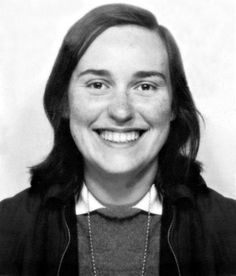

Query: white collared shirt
[[76, 184, 162, 215]]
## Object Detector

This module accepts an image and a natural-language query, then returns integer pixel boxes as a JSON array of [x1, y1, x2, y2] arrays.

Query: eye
[[87, 81, 108, 90], [136, 82, 157, 92]]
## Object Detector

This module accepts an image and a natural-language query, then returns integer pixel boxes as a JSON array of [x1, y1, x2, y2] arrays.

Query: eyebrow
[[77, 69, 166, 82], [133, 71, 166, 82], [77, 69, 111, 78]]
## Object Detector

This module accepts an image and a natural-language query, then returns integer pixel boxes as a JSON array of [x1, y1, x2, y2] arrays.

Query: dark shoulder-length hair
[[30, 3, 202, 195]]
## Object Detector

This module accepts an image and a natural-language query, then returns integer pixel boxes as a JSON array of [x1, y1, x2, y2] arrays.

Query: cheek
[[140, 97, 173, 126], [69, 104, 93, 155], [70, 106, 88, 126], [68, 85, 111, 119], [156, 106, 173, 126], [69, 95, 100, 126]]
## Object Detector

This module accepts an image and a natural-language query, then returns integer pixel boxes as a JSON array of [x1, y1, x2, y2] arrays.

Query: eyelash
[[86, 80, 159, 92], [87, 81, 108, 90], [135, 82, 158, 91]]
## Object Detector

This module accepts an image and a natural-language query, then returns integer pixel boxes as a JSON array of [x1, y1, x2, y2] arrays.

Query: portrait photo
[[0, 0, 235, 275]]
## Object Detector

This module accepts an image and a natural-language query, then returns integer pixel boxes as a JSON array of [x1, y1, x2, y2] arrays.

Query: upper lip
[[93, 128, 149, 133]]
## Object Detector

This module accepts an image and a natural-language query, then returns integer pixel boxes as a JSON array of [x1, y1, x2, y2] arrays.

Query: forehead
[[77, 25, 169, 72]]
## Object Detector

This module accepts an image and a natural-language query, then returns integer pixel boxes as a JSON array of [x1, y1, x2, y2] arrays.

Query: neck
[[84, 161, 158, 206]]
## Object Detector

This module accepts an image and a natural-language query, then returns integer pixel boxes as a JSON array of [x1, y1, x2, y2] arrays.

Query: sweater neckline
[[92, 206, 144, 219]]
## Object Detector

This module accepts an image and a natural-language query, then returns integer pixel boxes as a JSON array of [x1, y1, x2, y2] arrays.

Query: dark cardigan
[[0, 170, 236, 275]]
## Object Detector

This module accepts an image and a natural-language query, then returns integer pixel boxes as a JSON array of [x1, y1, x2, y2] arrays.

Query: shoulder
[[194, 187, 236, 237], [180, 157, 236, 218], [194, 188, 236, 271], [0, 188, 42, 217], [0, 188, 44, 268], [0, 188, 43, 235], [176, 158, 236, 231], [196, 187, 236, 216]]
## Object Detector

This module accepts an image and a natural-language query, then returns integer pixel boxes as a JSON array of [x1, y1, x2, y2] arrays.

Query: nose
[[107, 91, 134, 123]]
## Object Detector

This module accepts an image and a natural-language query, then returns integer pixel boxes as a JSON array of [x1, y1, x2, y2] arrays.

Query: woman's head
[[68, 24, 173, 181], [31, 3, 201, 191]]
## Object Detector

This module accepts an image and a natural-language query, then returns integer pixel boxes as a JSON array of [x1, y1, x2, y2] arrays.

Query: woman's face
[[68, 25, 174, 177]]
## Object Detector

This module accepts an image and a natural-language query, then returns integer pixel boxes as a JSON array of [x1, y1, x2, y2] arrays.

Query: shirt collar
[[75, 183, 162, 215]]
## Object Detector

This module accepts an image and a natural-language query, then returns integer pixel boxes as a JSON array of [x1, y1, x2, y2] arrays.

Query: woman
[[0, 3, 235, 276]]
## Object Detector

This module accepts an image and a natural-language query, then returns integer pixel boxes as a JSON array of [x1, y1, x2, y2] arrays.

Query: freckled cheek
[[139, 100, 173, 127], [156, 106, 172, 123], [69, 98, 105, 127], [70, 107, 93, 126]]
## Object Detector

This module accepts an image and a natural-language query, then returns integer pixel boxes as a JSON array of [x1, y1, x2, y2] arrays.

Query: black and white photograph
[[0, 0, 235, 275]]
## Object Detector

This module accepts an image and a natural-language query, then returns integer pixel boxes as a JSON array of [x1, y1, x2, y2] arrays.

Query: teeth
[[100, 131, 140, 143]]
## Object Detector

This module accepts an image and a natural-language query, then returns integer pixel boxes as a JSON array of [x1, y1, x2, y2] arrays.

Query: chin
[[98, 164, 134, 175], [94, 157, 150, 176]]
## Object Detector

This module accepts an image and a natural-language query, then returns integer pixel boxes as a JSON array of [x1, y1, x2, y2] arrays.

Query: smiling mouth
[[94, 129, 147, 144]]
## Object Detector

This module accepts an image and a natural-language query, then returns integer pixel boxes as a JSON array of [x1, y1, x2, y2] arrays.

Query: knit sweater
[[77, 206, 161, 275]]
